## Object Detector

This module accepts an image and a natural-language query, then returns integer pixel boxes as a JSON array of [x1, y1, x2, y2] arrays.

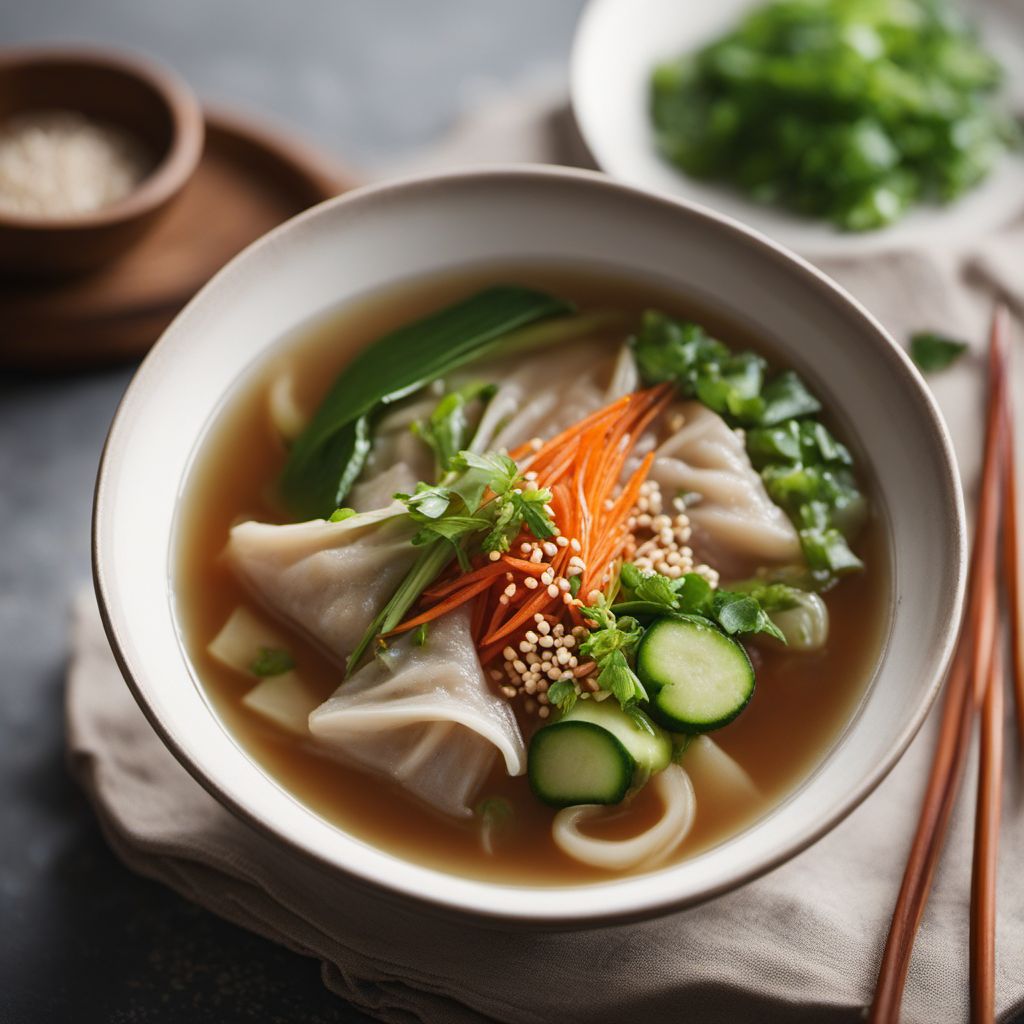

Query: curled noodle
[[551, 763, 696, 871]]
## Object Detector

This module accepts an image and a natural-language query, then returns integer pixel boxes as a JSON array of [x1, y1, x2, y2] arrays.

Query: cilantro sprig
[[612, 563, 787, 644], [347, 448, 556, 674]]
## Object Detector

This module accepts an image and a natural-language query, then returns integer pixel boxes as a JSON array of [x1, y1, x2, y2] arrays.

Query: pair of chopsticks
[[869, 305, 1021, 1023]]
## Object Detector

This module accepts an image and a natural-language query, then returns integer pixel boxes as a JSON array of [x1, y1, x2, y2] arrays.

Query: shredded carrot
[[388, 387, 668, 654]]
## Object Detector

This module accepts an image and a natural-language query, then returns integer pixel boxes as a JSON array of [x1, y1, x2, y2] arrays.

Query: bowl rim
[[93, 163, 966, 926], [0, 45, 204, 231]]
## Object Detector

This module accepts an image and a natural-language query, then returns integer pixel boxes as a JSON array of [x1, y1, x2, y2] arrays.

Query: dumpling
[[309, 608, 526, 818], [648, 401, 801, 574], [464, 339, 630, 453], [226, 505, 419, 663]]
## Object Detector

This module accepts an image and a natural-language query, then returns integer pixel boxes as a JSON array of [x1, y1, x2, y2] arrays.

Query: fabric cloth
[[66, 91, 1024, 1023]]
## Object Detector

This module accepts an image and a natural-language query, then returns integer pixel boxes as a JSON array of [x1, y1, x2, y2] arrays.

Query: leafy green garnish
[[280, 286, 573, 518], [412, 381, 497, 475], [547, 678, 578, 715], [347, 448, 557, 674], [249, 647, 296, 677], [910, 332, 969, 373], [615, 564, 786, 643], [328, 507, 357, 523], [412, 623, 429, 647], [578, 599, 648, 709], [633, 310, 865, 587], [650, 0, 1017, 231]]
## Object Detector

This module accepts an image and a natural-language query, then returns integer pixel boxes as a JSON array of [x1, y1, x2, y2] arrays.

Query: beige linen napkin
[[67, 91, 1024, 1024]]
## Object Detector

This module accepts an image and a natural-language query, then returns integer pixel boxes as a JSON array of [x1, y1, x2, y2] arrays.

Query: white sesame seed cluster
[[489, 613, 599, 720], [490, 477, 721, 718], [622, 479, 719, 587]]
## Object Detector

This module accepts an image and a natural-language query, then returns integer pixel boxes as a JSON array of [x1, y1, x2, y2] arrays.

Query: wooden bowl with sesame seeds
[[0, 46, 203, 278], [94, 166, 964, 926]]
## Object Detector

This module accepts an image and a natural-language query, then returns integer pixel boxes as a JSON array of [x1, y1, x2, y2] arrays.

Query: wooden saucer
[[0, 107, 354, 371]]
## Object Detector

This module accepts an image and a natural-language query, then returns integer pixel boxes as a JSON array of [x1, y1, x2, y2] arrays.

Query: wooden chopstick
[[868, 306, 1009, 1023], [970, 640, 1004, 1023], [1001, 340, 1024, 745]]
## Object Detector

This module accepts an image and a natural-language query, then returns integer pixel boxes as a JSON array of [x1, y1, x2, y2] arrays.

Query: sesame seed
[[502, 647, 516, 661], [500, 685, 517, 699], [537, 619, 551, 635], [542, 541, 558, 557], [538, 706, 550, 719], [524, 576, 538, 589], [546, 583, 560, 598], [556, 536, 569, 548], [499, 595, 509, 606], [541, 570, 554, 585], [503, 583, 517, 598], [538, 634, 554, 648], [530, 549, 543, 564], [513, 659, 527, 674], [525, 630, 538, 644], [570, 538, 582, 553]]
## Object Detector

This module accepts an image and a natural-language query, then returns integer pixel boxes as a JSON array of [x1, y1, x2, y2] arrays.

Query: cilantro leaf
[[547, 678, 578, 715]]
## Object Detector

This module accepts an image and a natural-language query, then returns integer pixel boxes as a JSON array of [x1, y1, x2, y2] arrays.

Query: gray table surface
[[0, 3, 584, 1021]]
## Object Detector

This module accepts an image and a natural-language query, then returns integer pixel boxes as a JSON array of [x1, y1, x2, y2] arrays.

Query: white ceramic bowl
[[572, 0, 1024, 257], [94, 166, 965, 926]]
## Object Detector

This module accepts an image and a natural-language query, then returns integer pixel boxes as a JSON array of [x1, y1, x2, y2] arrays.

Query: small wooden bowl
[[0, 47, 204, 278]]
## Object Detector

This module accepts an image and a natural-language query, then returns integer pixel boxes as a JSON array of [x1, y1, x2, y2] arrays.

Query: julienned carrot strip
[[508, 395, 633, 462], [422, 555, 554, 599], [384, 572, 497, 637]]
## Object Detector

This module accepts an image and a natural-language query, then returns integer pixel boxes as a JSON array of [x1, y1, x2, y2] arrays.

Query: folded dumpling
[[228, 509, 527, 819], [309, 608, 526, 818], [227, 505, 419, 663], [466, 339, 631, 453], [649, 401, 801, 573]]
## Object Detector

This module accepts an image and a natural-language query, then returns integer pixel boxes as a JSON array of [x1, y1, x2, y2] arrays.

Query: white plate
[[571, 0, 1024, 258]]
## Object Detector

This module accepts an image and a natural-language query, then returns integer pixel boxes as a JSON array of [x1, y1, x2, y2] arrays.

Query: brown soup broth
[[174, 265, 891, 885]]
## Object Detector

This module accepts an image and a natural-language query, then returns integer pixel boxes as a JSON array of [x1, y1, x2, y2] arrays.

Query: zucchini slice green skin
[[636, 617, 755, 733], [561, 698, 671, 774], [528, 720, 634, 807]]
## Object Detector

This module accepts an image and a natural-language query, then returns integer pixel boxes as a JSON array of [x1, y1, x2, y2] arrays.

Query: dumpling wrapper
[[309, 609, 526, 818], [227, 509, 526, 819], [227, 504, 420, 663], [649, 401, 801, 575]]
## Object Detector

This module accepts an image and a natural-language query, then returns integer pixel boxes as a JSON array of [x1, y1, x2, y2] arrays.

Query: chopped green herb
[[910, 332, 970, 373], [547, 678, 579, 715], [412, 623, 429, 647], [249, 647, 296, 678], [650, 0, 1017, 231], [412, 381, 497, 475], [614, 564, 786, 643], [328, 507, 357, 522], [578, 600, 648, 710]]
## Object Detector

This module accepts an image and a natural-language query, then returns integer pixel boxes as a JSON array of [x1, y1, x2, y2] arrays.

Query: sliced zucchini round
[[636, 617, 754, 733], [562, 698, 672, 774], [528, 721, 633, 807]]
